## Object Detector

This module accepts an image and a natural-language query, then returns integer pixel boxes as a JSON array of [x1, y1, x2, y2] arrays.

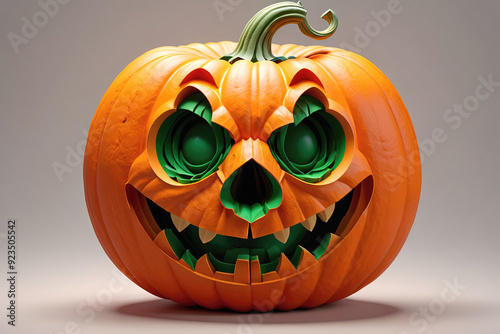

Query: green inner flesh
[[145, 187, 355, 274], [268, 95, 347, 183], [181, 122, 217, 165], [284, 124, 318, 165], [156, 93, 232, 184]]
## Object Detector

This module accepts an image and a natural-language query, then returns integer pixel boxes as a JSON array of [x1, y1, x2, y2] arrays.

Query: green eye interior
[[268, 95, 346, 183], [156, 93, 233, 183], [181, 122, 216, 167], [283, 122, 319, 165]]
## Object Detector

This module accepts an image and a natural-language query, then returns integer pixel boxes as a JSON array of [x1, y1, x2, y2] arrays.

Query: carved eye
[[268, 95, 346, 183], [156, 92, 233, 183]]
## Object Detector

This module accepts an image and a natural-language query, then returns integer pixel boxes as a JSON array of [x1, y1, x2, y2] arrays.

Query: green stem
[[221, 1, 338, 64]]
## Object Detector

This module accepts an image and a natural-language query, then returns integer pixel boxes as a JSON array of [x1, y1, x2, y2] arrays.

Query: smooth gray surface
[[1, 0, 499, 333]]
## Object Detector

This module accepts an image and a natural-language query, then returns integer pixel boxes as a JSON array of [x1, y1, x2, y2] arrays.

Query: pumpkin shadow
[[116, 298, 401, 323]]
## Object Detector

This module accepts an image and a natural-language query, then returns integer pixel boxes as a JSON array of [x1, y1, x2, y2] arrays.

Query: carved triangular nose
[[230, 160, 272, 206], [220, 160, 282, 223]]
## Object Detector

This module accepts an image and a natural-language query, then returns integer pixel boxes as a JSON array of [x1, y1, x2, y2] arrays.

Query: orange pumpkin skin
[[84, 40, 421, 311]]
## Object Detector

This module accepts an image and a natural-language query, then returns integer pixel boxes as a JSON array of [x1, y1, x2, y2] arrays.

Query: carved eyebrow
[[289, 68, 324, 88], [181, 68, 218, 88]]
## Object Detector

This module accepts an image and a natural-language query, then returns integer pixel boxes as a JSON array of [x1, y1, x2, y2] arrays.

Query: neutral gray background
[[1, 0, 499, 333]]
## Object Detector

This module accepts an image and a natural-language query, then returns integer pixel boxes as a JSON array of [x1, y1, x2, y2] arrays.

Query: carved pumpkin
[[84, 2, 421, 311]]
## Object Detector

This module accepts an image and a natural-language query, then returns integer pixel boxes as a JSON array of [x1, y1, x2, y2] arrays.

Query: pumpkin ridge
[[326, 51, 421, 293], [313, 53, 415, 301], [86, 54, 183, 297], [183, 43, 222, 59], [96, 54, 212, 300]]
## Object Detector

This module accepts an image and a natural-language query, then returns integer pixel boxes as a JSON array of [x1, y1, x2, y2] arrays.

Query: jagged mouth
[[127, 176, 373, 283]]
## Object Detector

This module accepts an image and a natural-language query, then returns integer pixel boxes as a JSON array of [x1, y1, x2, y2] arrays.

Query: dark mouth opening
[[127, 176, 373, 282]]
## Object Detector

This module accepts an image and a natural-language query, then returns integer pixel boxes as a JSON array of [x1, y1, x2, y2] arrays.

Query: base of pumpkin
[[128, 177, 372, 284]]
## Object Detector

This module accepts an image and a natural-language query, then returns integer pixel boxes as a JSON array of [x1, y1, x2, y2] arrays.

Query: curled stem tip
[[221, 1, 338, 64]]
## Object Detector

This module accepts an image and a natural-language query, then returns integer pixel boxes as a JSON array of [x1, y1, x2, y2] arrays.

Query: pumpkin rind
[[84, 4, 420, 311]]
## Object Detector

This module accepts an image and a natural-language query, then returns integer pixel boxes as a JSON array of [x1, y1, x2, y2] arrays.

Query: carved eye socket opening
[[156, 92, 233, 184], [268, 95, 346, 183]]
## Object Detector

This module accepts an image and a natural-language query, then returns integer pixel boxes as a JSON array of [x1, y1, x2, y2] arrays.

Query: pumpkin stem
[[221, 1, 338, 64]]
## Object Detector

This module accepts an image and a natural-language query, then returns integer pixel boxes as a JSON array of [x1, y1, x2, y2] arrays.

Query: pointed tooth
[[318, 203, 336, 222], [199, 227, 216, 244], [301, 215, 317, 231], [153, 230, 182, 260], [326, 233, 341, 253], [273, 227, 290, 244], [297, 246, 318, 271], [195, 254, 214, 276], [171, 214, 189, 232], [276, 253, 296, 277]]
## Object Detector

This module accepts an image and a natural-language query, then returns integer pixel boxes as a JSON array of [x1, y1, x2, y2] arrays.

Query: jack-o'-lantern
[[84, 1, 421, 311]]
